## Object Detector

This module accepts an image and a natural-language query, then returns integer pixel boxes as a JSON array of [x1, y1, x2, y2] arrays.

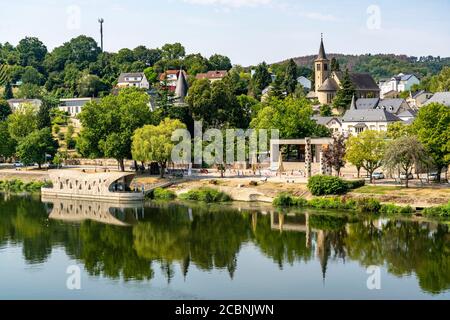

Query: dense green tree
[[330, 57, 340, 71], [161, 43, 186, 60], [143, 67, 158, 84], [186, 79, 244, 128], [16, 127, 58, 168], [0, 121, 16, 159], [222, 66, 250, 96], [37, 96, 58, 129], [345, 130, 387, 183], [412, 103, 450, 181], [132, 118, 186, 178], [386, 121, 413, 139], [77, 73, 108, 97], [283, 59, 298, 95], [251, 62, 272, 98], [250, 96, 331, 139], [16, 83, 41, 99], [184, 53, 209, 76], [333, 69, 355, 112], [0, 99, 12, 121], [77, 88, 152, 171], [3, 81, 13, 99], [208, 54, 232, 71], [429, 66, 450, 92], [384, 136, 427, 187], [319, 104, 332, 116], [16, 37, 47, 71], [7, 103, 38, 141], [21, 66, 44, 85]]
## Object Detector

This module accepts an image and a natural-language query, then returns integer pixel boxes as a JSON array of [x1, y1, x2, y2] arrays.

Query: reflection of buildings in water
[[269, 211, 349, 280], [270, 211, 311, 247], [42, 196, 144, 226]]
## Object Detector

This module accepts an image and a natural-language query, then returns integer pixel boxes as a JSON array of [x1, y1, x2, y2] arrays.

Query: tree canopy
[[77, 88, 152, 170]]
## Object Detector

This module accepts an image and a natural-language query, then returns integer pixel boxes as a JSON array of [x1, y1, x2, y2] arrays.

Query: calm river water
[[0, 193, 449, 299]]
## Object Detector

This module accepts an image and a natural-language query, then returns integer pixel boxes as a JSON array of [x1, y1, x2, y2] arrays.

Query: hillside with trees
[[275, 53, 450, 82]]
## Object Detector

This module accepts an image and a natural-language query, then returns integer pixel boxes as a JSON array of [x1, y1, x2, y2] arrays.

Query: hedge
[[307, 175, 348, 196], [179, 188, 231, 203], [0, 179, 50, 193]]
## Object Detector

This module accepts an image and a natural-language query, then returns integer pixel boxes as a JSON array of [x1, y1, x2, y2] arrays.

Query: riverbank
[[1, 169, 449, 208], [167, 177, 450, 208]]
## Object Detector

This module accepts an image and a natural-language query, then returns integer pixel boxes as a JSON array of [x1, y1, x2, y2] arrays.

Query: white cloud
[[182, 0, 272, 8]]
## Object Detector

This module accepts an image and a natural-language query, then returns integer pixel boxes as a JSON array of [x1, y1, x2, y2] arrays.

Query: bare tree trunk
[[160, 163, 166, 178], [118, 159, 125, 172]]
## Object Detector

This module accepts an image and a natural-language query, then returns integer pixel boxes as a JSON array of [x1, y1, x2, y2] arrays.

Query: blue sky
[[0, 0, 449, 66]]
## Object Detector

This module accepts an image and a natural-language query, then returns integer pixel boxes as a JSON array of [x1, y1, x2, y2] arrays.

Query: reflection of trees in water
[[345, 219, 450, 294], [0, 195, 449, 294]]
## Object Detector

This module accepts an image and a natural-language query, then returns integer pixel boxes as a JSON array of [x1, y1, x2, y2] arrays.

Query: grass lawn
[[353, 185, 404, 194]]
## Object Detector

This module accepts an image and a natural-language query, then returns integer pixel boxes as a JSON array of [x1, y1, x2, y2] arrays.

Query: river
[[0, 193, 448, 299]]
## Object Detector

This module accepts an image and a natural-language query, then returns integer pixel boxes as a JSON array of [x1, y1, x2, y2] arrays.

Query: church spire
[[350, 94, 357, 110], [175, 69, 188, 103], [317, 33, 327, 60]]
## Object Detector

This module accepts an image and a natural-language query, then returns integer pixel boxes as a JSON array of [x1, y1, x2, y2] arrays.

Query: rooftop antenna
[[98, 18, 104, 52]]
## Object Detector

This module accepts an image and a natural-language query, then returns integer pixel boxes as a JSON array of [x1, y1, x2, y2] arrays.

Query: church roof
[[334, 71, 380, 91], [355, 98, 380, 110], [318, 78, 339, 91]]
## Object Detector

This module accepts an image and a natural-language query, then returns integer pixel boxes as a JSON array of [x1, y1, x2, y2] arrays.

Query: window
[[356, 127, 365, 134], [324, 64, 328, 71], [316, 64, 321, 71]]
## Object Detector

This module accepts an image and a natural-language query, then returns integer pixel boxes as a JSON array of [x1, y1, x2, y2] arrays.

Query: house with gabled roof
[[117, 72, 149, 89], [379, 73, 420, 98], [423, 92, 450, 107], [341, 96, 401, 135]]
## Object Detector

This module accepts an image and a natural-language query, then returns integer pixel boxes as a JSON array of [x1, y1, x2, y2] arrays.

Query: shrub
[[423, 201, 450, 219], [356, 198, 381, 213], [179, 188, 231, 203], [380, 204, 414, 216], [308, 197, 356, 210], [345, 179, 365, 190], [0, 179, 47, 192], [152, 187, 176, 200], [273, 193, 307, 207], [307, 175, 348, 196]]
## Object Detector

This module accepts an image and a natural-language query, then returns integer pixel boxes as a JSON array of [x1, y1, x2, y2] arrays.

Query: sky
[[0, 0, 449, 66]]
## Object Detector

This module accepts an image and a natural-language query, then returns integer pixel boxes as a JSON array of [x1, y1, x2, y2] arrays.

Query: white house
[[297, 76, 312, 90], [117, 72, 149, 89], [379, 73, 420, 97], [312, 116, 342, 135], [7, 99, 42, 112], [340, 96, 401, 135], [59, 98, 98, 128]]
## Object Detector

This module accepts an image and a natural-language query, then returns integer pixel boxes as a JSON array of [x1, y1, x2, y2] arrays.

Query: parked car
[[400, 173, 414, 180], [13, 161, 24, 168], [371, 172, 385, 180], [428, 173, 440, 181]]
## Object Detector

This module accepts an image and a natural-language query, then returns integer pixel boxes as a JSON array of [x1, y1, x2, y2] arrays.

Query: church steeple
[[317, 33, 327, 60], [314, 34, 330, 93]]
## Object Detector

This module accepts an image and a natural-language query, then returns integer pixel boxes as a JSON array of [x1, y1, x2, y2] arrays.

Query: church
[[310, 36, 380, 105]]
